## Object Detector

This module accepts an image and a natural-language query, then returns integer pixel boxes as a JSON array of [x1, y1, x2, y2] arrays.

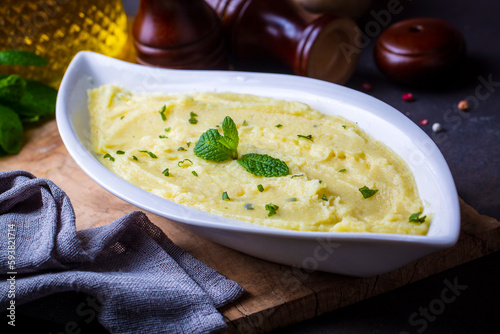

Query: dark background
[[2, 0, 499, 333]]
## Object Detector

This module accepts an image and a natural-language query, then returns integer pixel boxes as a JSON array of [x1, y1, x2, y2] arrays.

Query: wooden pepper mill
[[132, 0, 228, 70], [205, 0, 360, 84]]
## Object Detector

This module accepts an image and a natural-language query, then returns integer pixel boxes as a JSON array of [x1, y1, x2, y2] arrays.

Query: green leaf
[[0, 104, 23, 156], [162, 168, 170, 176], [193, 128, 232, 162], [222, 116, 238, 147], [409, 212, 426, 223], [338, 169, 346, 173], [0, 50, 48, 66], [265, 203, 279, 217], [237, 153, 289, 177], [257, 184, 264, 192], [222, 191, 230, 200], [0, 75, 26, 102], [321, 194, 328, 201], [0, 77, 57, 123], [359, 186, 378, 199]]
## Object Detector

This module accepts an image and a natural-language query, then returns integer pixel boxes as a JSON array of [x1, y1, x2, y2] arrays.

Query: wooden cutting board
[[2, 119, 500, 333]]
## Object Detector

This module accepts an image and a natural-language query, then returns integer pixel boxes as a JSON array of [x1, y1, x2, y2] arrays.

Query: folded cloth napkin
[[0, 170, 244, 333]]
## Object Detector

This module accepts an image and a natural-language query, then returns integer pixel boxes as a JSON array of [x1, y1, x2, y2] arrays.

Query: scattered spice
[[458, 100, 470, 111], [432, 123, 443, 133], [361, 82, 372, 91], [402, 92, 414, 102]]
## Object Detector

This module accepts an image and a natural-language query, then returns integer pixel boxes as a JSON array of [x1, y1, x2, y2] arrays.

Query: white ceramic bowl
[[56, 51, 460, 277]]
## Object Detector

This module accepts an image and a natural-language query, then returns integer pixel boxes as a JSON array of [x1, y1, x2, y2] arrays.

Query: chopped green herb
[[103, 153, 115, 162], [242, 120, 247, 126], [257, 184, 264, 192], [159, 135, 168, 139], [178, 147, 186, 151], [222, 191, 230, 200], [297, 134, 313, 141], [132, 155, 138, 161], [359, 186, 378, 199], [265, 203, 279, 217], [275, 124, 283, 128], [139, 150, 157, 159], [319, 180, 323, 184], [186, 142, 191, 148], [321, 194, 328, 201], [120, 115, 125, 120], [162, 168, 170, 176], [165, 127, 171, 132], [291, 174, 304, 178], [116, 150, 125, 155], [244, 203, 254, 210], [159, 105, 167, 121], [409, 212, 426, 223], [287, 198, 297, 202], [192, 171, 198, 177], [338, 169, 346, 173], [238, 153, 288, 177], [342, 125, 346, 129], [178, 159, 193, 167], [188, 111, 198, 124]]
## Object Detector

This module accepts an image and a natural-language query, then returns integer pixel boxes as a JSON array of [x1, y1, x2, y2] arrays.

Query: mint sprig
[[194, 116, 288, 177], [194, 116, 239, 161]]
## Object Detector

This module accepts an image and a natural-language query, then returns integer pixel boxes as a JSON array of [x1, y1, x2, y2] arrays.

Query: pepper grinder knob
[[132, 0, 228, 70]]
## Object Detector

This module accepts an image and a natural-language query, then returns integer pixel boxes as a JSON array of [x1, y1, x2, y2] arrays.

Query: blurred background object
[[132, 0, 228, 69], [374, 17, 466, 86], [205, 0, 361, 84], [291, 0, 373, 20], [0, 0, 128, 87]]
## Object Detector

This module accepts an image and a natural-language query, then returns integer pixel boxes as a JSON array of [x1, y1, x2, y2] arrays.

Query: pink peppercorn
[[402, 92, 414, 101], [362, 82, 372, 91], [419, 119, 428, 125]]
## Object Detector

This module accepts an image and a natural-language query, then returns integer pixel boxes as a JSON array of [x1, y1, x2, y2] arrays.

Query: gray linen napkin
[[0, 170, 243, 333]]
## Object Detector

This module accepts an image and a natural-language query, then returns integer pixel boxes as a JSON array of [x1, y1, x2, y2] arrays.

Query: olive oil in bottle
[[0, 0, 128, 86]]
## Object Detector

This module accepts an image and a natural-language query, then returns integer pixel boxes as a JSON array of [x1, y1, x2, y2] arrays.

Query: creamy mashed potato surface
[[89, 85, 430, 235]]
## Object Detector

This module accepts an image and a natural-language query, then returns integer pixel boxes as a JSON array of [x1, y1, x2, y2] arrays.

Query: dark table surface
[[3, 0, 498, 333]]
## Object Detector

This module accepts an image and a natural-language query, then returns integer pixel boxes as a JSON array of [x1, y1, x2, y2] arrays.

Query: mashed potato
[[88, 85, 429, 235]]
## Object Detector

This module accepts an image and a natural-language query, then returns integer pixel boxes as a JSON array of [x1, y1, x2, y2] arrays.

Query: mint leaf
[[194, 128, 232, 161], [0, 50, 48, 66], [0, 104, 23, 156], [0, 75, 57, 123], [359, 186, 378, 199], [409, 212, 426, 223], [237, 153, 288, 177], [0, 75, 26, 102], [222, 116, 238, 149]]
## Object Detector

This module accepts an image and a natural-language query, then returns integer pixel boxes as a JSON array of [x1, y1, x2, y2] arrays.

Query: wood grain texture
[[1, 119, 499, 333]]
